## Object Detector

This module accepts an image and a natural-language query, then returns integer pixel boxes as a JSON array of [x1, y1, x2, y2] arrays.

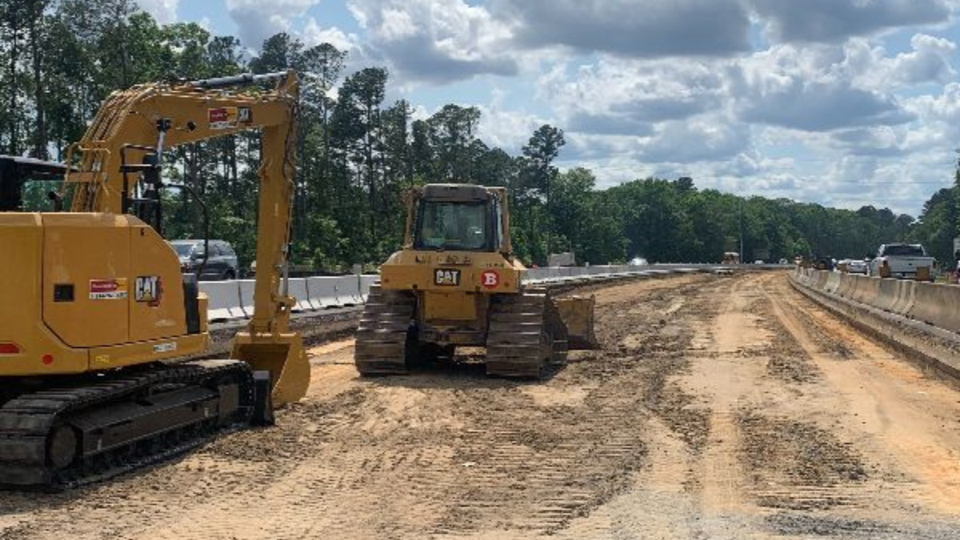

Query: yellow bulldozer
[[0, 71, 308, 489], [355, 184, 597, 378]]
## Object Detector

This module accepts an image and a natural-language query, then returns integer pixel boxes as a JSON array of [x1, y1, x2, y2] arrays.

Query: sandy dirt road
[[2, 272, 959, 539]]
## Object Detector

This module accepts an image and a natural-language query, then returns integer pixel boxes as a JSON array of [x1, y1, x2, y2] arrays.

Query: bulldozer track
[[354, 286, 417, 375], [486, 289, 567, 378], [0, 360, 253, 491]]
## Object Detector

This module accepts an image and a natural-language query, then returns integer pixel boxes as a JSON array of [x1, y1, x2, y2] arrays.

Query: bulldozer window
[[415, 201, 491, 251]]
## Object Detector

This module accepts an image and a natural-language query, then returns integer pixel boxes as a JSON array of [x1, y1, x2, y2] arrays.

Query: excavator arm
[[61, 70, 308, 404]]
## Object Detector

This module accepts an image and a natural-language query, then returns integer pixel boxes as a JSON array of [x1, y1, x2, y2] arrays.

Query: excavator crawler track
[[0, 360, 254, 491], [486, 289, 568, 379], [354, 286, 416, 375]]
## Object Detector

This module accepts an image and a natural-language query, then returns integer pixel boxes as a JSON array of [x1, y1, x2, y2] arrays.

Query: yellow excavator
[[0, 70, 308, 489], [355, 184, 597, 378]]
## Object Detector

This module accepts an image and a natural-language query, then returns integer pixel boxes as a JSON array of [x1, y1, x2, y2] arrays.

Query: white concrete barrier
[[200, 281, 244, 321], [238, 279, 256, 318], [306, 276, 340, 308], [337, 275, 363, 306], [360, 275, 379, 302], [286, 278, 315, 312]]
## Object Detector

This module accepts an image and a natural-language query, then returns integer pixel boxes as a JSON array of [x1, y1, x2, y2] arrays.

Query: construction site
[[2, 5, 960, 535], [0, 268, 958, 539]]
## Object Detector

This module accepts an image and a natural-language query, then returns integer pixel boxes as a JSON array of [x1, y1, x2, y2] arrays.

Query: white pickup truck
[[868, 243, 935, 280]]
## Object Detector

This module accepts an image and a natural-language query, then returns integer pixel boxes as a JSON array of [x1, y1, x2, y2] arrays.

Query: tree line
[[2, 1, 955, 272]]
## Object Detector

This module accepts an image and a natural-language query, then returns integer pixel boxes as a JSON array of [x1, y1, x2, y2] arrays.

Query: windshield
[[414, 201, 490, 251], [884, 245, 925, 257], [172, 243, 196, 257]]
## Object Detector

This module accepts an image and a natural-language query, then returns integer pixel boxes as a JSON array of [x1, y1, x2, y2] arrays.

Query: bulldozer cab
[[406, 184, 510, 256]]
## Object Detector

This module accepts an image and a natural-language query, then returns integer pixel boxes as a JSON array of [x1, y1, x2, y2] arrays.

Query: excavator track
[[0, 360, 256, 491], [486, 289, 569, 378], [354, 286, 417, 375]]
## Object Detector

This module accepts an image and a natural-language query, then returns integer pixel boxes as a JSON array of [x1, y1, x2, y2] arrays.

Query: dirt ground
[[2, 271, 960, 539]]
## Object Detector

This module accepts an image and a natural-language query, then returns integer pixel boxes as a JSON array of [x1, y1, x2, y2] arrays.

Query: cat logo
[[135, 276, 162, 306], [434, 269, 461, 286]]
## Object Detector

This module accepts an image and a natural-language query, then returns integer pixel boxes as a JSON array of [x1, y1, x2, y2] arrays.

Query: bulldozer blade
[[553, 295, 598, 350], [231, 332, 311, 406]]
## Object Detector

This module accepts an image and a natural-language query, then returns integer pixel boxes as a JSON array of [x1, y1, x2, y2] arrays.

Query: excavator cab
[[0, 155, 68, 212], [355, 183, 596, 379]]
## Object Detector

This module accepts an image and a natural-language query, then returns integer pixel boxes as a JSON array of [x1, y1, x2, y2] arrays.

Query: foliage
[[1, 1, 954, 271]]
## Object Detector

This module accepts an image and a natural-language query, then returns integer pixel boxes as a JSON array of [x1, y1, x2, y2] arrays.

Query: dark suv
[[170, 239, 240, 281]]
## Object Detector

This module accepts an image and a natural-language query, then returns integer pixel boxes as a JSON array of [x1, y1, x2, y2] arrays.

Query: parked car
[[628, 257, 649, 266], [868, 243, 934, 280], [170, 239, 239, 280]]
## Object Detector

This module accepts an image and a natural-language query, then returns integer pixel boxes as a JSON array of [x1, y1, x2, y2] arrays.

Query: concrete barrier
[[238, 279, 256, 318], [835, 272, 857, 298], [200, 281, 244, 321], [815, 271, 829, 290], [360, 275, 379, 302], [824, 272, 841, 294], [306, 276, 340, 308], [337, 275, 363, 306], [286, 278, 315, 312], [848, 275, 880, 306], [907, 282, 960, 332], [890, 280, 917, 316], [875, 278, 900, 312]]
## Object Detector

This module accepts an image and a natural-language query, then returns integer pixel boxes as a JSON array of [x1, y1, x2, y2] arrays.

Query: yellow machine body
[[380, 248, 525, 345], [356, 183, 596, 378], [0, 212, 206, 377], [2, 70, 308, 405]]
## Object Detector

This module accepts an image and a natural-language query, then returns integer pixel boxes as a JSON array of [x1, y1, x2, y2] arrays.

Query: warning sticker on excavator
[[208, 107, 251, 129], [89, 278, 128, 300]]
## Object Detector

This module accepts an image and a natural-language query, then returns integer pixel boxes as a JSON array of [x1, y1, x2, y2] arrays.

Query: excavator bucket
[[231, 332, 311, 406], [553, 295, 598, 349]]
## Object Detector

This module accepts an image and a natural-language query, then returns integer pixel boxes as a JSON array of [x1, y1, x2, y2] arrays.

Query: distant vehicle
[[722, 252, 740, 264], [778, 258, 788, 265], [628, 257, 649, 266], [868, 243, 934, 280], [170, 239, 239, 281], [548, 252, 577, 267], [753, 259, 764, 264], [847, 259, 867, 274], [814, 257, 835, 271]]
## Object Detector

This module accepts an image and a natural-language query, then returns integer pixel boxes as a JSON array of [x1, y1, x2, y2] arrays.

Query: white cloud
[[493, 0, 751, 58], [542, 58, 729, 137], [751, 0, 951, 43], [732, 44, 914, 131], [135, 0, 178, 25], [346, 0, 518, 84], [303, 18, 360, 52], [225, 0, 320, 47]]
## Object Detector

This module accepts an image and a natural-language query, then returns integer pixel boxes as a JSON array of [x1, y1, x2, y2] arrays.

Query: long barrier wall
[[200, 264, 780, 323], [793, 268, 960, 334]]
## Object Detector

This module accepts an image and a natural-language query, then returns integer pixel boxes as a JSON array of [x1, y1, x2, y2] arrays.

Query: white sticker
[[153, 342, 177, 354]]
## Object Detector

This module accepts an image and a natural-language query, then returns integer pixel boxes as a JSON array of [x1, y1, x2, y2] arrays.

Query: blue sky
[[139, 0, 960, 216]]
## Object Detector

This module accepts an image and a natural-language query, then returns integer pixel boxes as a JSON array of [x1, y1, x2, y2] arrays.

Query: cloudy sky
[[139, 0, 960, 216]]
